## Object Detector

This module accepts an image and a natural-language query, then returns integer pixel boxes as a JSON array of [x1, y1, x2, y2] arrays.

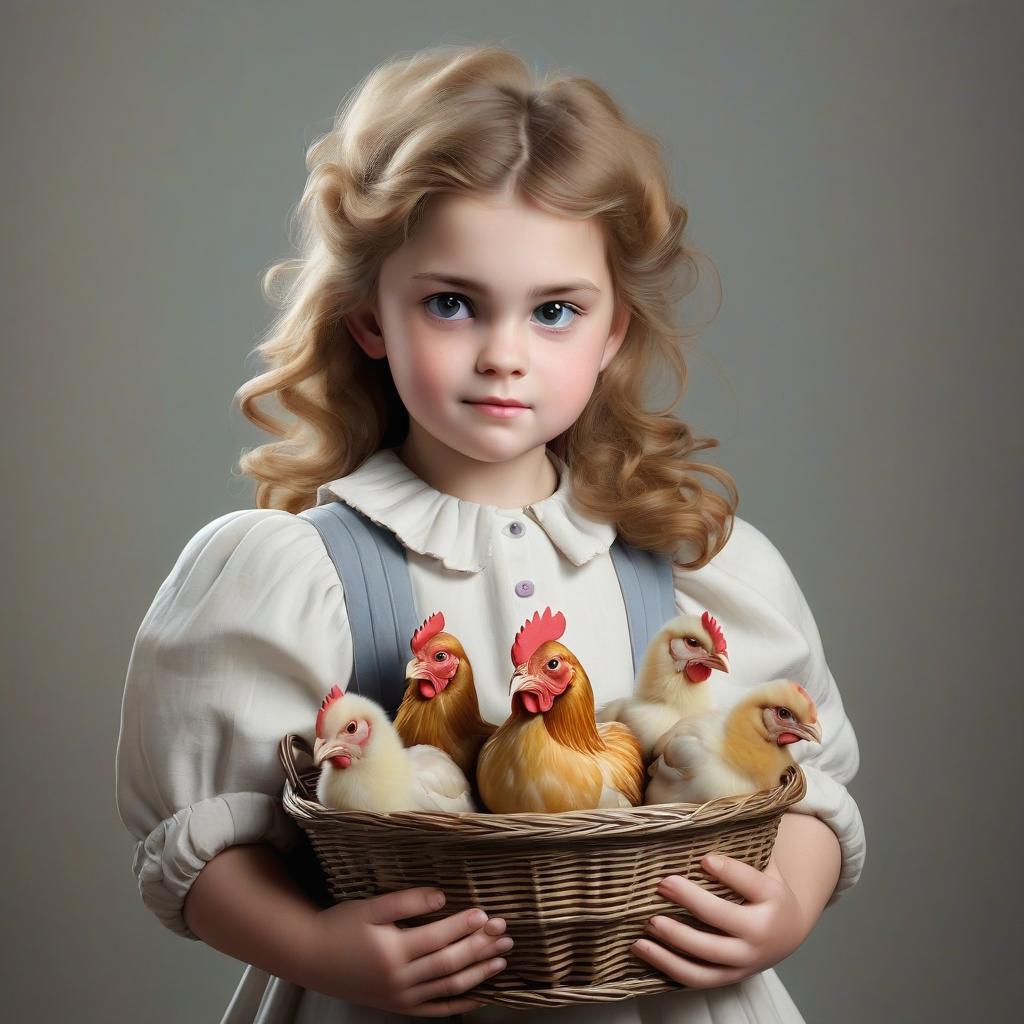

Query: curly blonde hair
[[234, 43, 737, 568]]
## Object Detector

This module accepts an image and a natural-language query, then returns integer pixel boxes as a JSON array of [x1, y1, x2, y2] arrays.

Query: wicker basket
[[279, 734, 806, 1009]]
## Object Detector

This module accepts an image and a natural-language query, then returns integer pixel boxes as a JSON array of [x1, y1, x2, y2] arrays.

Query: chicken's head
[[747, 679, 822, 747], [666, 611, 730, 683], [405, 611, 464, 699], [312, 685, 382, 770], [508, 607, 574, 714]]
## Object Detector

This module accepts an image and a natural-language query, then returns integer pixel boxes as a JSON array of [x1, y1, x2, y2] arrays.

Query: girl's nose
[[476, 319, 529, 376]]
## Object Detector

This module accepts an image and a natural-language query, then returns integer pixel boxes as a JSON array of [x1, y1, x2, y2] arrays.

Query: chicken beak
[[405, 657, 427, 680], [706, 651, 730, 674], [793, 720, 822, 744], [312, 737, 352, 766], [510, 672, 542, 695]]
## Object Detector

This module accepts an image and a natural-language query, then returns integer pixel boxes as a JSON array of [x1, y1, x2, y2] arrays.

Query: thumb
[[365, 886, 446, 925]]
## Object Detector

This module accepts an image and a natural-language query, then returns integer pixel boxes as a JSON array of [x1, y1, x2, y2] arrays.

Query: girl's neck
[[396, 435, 559, 509]]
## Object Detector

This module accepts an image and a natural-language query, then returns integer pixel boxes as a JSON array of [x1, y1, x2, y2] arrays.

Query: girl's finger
[[401, 906, 495, 960], [656, 875, 747, 936], [644, 914, 750, 968], [700, 853, 776, 903], [366, 887, 447, 926], [632, 938, 746, 989], [405, 953, 508, 1007], [403, 920, 512, 987]]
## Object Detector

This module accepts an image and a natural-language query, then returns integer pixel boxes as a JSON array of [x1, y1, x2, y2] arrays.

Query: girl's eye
[[533, 301, 580, 330], [424, 293, 471, 321], [423, 293, 583, 331]]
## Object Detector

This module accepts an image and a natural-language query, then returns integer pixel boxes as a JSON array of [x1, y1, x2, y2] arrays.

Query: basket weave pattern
[[279, 734, 806, 1009]]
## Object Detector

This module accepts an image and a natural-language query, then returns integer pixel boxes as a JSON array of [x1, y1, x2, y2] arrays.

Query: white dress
[[115, 446, 865, 1023]]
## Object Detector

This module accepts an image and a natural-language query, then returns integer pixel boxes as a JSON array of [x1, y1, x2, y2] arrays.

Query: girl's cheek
[[552, 347, 606, 406], [388, 321, 443, 377], [396, 346, 460, 415]]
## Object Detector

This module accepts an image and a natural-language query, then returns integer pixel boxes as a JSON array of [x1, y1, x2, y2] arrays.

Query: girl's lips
[[466, 401, 527, 418]]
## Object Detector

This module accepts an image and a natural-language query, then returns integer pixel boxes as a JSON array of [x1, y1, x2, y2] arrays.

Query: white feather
[[407, 744, 477, 812], [644, 711, 751, 804], [597, 698, 686, 761]]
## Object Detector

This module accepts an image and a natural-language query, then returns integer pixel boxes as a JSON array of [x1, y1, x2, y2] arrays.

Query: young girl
[[115, 44, 864, 1023]]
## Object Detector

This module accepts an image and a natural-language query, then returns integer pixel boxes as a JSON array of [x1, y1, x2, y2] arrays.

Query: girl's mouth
[[466, 401, 527, 418]]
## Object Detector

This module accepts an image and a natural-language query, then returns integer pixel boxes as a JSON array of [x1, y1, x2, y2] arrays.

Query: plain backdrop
[[3, 2, 1021, 1021]]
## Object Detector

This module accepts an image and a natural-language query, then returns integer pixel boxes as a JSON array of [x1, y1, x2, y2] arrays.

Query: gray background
[[3, 1, 1020, 1020]]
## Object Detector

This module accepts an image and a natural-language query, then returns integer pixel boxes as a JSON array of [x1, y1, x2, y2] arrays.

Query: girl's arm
[[184, 843, 511, 1014], [770, 810, 842, 929], [653, 517, 865, 987], [182, 844, 321, 984], [117, 513, 510, 1013], [675, 517, 866, 905]]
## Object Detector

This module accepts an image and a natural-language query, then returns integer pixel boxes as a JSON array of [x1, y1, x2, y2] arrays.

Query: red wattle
[[685, 663, 712, 683], [516, 690, 555, 714], [418, 680, 438, 699], [330, 754, 352, 768], [777, 732, 799, 746]]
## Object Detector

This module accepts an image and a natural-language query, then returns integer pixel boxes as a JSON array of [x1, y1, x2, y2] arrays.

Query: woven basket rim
[[278, 732, 807, 837]]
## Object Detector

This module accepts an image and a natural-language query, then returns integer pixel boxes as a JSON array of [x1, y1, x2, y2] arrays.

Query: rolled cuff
[[791, 764, 866, 907], [132, 791, 302, 939]]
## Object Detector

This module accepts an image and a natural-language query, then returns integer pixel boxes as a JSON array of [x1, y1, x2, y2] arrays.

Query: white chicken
[[644, 679, 822, 805], [312, 684, 477, 813], [597, 611, 729, 762]]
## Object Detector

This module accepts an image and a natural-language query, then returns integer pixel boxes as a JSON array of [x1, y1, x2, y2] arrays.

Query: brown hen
[[476, 607, 644, 813]]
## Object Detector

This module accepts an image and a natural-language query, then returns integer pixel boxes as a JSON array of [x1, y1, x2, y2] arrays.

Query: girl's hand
[[632, 853, 810, 989], [296, 886, 512, 1016]]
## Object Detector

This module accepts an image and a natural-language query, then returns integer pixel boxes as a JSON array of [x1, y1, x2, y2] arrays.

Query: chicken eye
[[684, 636, 700, 648], [547, 658, 560, 670], [777, 707, 792, 720], [433, 651, 448, 662], [346, 720, 358, 733]]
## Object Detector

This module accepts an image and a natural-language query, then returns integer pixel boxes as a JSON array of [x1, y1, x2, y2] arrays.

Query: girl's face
[[347, 190, 628, 486]]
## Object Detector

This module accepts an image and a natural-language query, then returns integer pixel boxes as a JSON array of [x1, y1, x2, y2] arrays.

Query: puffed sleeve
[[114, 508, 352, 939], [672, 517, 866, 907]]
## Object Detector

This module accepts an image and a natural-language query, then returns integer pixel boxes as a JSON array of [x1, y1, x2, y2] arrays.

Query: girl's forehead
[[391, 191, 610, 284]]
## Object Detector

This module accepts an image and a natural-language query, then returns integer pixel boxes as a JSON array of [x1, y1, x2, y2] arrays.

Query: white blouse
[[115, 446, 865, 1024]]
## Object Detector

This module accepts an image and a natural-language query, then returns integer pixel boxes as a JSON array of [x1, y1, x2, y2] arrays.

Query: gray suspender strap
[[608, 538, 678, 675], [300, 499, 677, 716], [298, 501, 420, 719]]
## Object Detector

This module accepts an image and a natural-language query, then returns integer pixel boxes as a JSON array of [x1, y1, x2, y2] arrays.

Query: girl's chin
[[404, 421, 564, 467], [417, 433, 539, 460]]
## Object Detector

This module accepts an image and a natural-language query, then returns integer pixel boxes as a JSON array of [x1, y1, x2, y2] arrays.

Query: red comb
[[791, 681, 817, 721], [411, 611, 445, 654], [511, 607, 566, 666], [315, 684, 344, 738], [701, 611, 727, 653]]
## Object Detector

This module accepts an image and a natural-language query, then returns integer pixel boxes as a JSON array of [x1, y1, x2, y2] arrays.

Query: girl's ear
[[599, 300, 631, 372], [345, 304, 387, 360]]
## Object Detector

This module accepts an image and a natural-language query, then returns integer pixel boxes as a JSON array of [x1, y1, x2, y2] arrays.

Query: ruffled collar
[[315, 447, 617, 573]]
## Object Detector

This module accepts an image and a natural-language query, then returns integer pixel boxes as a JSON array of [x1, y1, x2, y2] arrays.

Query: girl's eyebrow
[[411, 272, 600, 298]]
